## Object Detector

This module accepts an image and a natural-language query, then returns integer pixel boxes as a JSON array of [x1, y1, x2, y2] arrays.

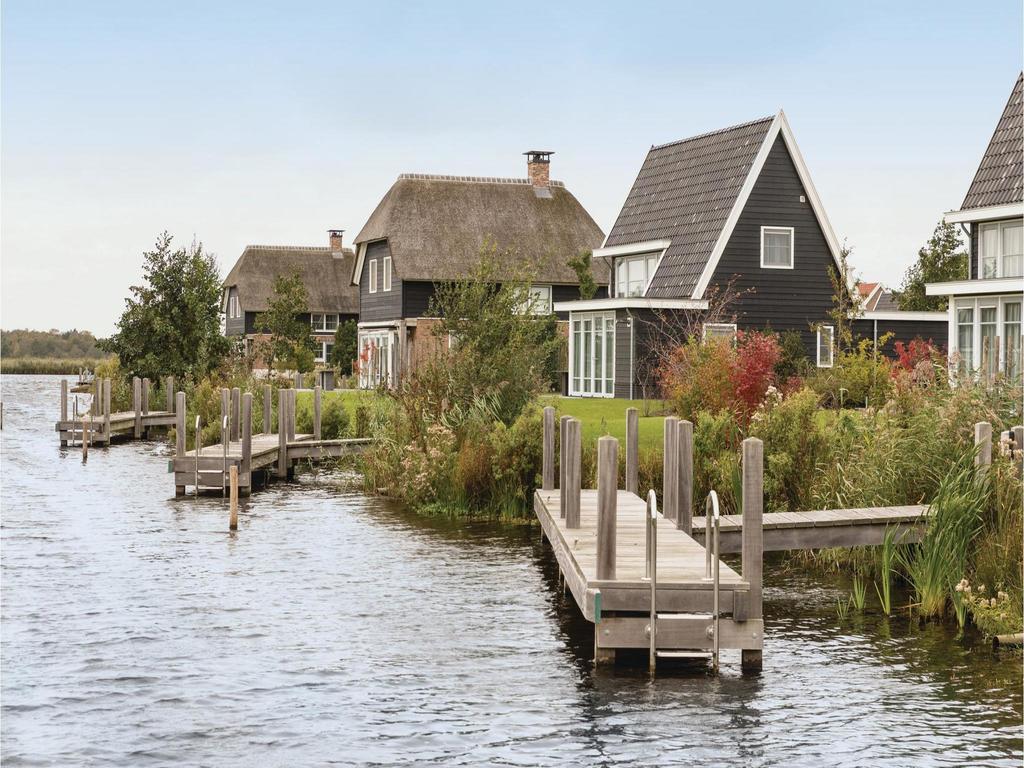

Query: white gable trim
[[350, 242, 367, 286], [690, 110, 845, 299], [944, 202, 1024, 225]]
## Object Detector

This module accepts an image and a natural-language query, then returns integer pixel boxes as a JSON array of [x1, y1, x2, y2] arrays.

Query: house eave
[[943, 203, 1024, 225], [925, 277, 1024, 296], [857, 310, 948, 322], [592, 240, 672, 260], [554, 297, 708, 312]]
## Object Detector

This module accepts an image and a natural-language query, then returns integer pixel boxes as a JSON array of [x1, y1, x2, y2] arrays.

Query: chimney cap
[[328, 228, 345, 235], [523, 150, 554, 163]]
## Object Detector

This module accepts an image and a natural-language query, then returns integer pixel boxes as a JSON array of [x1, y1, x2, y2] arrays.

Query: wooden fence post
[[542, 406, 555, 491], [1013, 425, 1024, 458], [314, 385, 322, 441], [231, 387, 241, 442], [141, 378, 150, 415], [975, 421, 992, 482], [263, 384, 273, 435], [277, 388, 288, 479], [166, 376, 175, 412], [662, 417, 679, 523], [566, 419, 582, 528], [741, 436, 764, 672], [133, 376, 142, 438], [559, 415, 571, 518], [241, 392, 252, 494], [229, 465, 239, 531], [596, 436, 618, 580], [294, 371, 302, 389], [678, 419, 693, 534], [625, 407, 639, 495]]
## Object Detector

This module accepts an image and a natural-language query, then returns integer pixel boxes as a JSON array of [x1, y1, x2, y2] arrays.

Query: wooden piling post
[[542, 406, 555, 491], [625, 408, 639, 494], [133, 376, 142, 438], [60, 380, 68, 445], [678, 419, 693, 534], [230, 387, 241, 442], [166, 376, 175, 412], [741, 436, 764, 672], [82, 416, 90, 461], [241, 392, 252, 492], [229, 465, 239, 531], [596, 436, 618, 580], [175, 391, 186, 456], [1013, 425, 1024, 458], [287, 389, 296, 441], [263, 385, 273, 434], [220, 387, 230, 435], [559, 415, 571, 518], [975, 421, 992, 482], [662, 417, 679, 523], [141, 378, 151, 415], [314, 385, 322, 442], [277, 388, 288, 479], [566, 419, 582, 528], [294, 371, 302, 389], [103, 378, 111, 444], [90, 379, 98, 416]]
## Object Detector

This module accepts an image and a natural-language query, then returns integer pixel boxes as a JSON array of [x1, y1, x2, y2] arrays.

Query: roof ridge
[[397, 173, 566, 187], [245, 244, 333, 252], [650, 114, 775, 151]]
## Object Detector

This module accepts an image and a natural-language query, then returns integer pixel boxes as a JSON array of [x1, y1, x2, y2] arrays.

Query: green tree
[[827, 243, 861, 353], [256, 271, 315, 374], [100, 232, 228, 380], [894, 222, 968, 311], [330, 319, 358, 375], [567, 249, 598, 299]]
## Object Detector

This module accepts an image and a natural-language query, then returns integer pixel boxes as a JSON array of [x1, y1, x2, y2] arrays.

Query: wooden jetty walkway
[[532, 408, 1008, 673], [57, 376, 177, 446]]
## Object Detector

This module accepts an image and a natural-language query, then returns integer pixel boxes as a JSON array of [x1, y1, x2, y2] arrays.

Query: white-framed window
[[979, 220, 1023, 279], [310, 314, 339, 332], [761, 226, 795, 269], [383, 256, 392, 291], [953, 296, 1024, 379], [816, 325, 834, 368], [569, 312, 615, 397], [703, 323, 737, 345], [980, 305, 998, 375], [518, 284, 552, 314], [228, 294, 240, 318], [368, 258, 378, 293], [357, 329, 395, 388], [956, 306, 974, 375], [1005, 301, 1022, 382], [314, 341, 334, 363], [615, 252, 660, 297]]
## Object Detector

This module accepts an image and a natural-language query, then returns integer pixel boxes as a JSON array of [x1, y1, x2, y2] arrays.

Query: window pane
[[957, 308, 974, 373], [764, 229, 792, 267], [605, 321, 615, 393], [616, 261, 627, 297], [981, 225, 999, 278], [1006, 303, 1022, 381], [1002, 223, 1023, 277], [980, 307, 998, 374], [818, 327, 833, 367]]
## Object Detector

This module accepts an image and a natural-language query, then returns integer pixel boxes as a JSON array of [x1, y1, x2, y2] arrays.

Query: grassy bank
[[538, 395, 669, 450], [1, 357, 107, 375]]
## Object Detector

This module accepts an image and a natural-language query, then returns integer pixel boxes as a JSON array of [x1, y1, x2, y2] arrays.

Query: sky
[[2, 1, 1021, 336]]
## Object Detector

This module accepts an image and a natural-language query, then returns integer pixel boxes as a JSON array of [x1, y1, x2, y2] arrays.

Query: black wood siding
[[709, 134, 835, 359], [852, 318, 948, 355], [224, 288, 245, 336], [403, 281, 437, 318], [359, 240, 403, 323]]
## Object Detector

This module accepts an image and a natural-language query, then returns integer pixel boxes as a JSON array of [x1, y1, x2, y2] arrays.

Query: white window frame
[[952, 295, 1024, 378], [816, 325, 834, 368], [978, 220, 1023, 279], [523, 284, 552, 314], [357, 329, 395, 388], [760, 226, 795, 269], [368, 258, 378, 293], [383, 256, 392, 292], [702, 323, 737, 345], [228, 294, 240, 318], [568, 311, 616, 398], [614, 252, 661, 298]]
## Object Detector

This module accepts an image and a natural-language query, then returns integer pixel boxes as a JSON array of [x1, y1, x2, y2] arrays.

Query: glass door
[[569, 313, 615, 397]]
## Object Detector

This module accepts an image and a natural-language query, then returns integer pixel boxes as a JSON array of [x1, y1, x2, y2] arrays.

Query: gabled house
[[927, 73, 1023, 380], [349, 152, 607, 387], [222, 231, 360, 370]]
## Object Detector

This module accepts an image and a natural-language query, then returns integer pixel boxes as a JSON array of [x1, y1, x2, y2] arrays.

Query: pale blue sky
[[2, 1, 1021, 334]]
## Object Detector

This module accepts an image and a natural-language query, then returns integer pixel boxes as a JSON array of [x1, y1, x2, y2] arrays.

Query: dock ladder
[[645, 489, 722, 674]]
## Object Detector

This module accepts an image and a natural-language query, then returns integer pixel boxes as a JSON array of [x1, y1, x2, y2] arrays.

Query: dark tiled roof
[[872, 290, 899, 311], [223, 245, 359, 314], [604, 116, 774, 297], [353, 175, 606, 284], [961, 73, 1023, 210]]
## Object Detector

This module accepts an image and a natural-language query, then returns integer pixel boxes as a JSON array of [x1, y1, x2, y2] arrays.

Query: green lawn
[[538, 395, 669, 451]]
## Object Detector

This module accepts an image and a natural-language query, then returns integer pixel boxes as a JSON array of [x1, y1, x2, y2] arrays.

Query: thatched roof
[[352, 174, 606, 284], [223, 245, 359, 314]]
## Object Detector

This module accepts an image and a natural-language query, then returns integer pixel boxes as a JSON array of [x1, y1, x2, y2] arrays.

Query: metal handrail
[[646, 489, 658, 674], [194, 415, 202, 496], [221, 415, 229, 498], [705, 491, 721, 673]]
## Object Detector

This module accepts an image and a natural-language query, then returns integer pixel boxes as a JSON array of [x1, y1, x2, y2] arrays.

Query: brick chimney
[[524, 150, 553, 188], [328, 229, 344, 254]]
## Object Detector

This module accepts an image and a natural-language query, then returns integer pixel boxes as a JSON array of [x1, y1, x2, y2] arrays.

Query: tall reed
[[873, 525, 901, 615]]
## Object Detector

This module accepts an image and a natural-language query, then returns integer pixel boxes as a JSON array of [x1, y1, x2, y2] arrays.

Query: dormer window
[[761, 226, 794, 269], [615, 253, 659, 297], [979, 220, 1023, 278]]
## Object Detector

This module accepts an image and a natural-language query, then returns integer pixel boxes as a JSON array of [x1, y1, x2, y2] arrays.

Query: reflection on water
[[1, 375, 1021, 766]]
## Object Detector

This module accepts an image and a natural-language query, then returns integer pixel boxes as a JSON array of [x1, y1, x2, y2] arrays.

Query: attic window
[[761, 227, 794, 269], [368, 259, 378, 293], [383, 256, 392, 291]]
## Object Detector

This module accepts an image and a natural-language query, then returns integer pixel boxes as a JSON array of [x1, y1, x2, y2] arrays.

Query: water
[[2, 374, 1021, 766]]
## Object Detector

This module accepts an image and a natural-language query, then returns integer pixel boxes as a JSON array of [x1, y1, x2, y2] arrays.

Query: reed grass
[[851, 575, 867, 611], [1, 357, 105, 374], [873, 526, 900, 615]]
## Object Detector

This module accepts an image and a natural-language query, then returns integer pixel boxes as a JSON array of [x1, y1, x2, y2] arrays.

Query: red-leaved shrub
[[734, 331, 782, 417]]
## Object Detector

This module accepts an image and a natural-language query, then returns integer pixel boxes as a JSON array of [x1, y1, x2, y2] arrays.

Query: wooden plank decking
[[56, 410, 176, 444]]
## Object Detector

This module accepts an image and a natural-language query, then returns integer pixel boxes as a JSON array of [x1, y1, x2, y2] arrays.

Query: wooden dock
[[56, 376, 176, 446]]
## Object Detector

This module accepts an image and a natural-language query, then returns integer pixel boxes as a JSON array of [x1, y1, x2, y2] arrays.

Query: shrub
[[661, 338, 735, 421], [808, 338, 893, 408], [320, 398, 351, 439], [774, 329, 811, 383], [734, 331, 782, 418]]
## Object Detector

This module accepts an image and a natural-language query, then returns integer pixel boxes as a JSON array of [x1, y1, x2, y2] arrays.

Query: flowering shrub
[[955, 578, 1022, 637], [893, 337, 943, 372]]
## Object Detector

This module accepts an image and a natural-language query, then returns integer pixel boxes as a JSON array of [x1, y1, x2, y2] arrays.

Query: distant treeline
[[1, 328, 103, 359]]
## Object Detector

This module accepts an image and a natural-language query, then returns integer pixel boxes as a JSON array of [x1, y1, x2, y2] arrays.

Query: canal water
[[2, 374, 1021, 766]]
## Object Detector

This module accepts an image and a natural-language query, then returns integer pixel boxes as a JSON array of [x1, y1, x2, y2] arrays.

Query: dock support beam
[[566, 419, 581, 528], [542, 406, 555, 491], [241, 392, 252, 494], [559, 415, 571, 518], [277, 389, 288, 479], [314, 385, 322, 442], [596, 436, 618, 581], [231, 387, 241, 442], [625, 407, 638, 494], [663, 416, 679, 523], [263, 385, 273, 435], [975, 421, 992, 483], [678, 419, 693, 534], [741, 436, 764, 672], [175, 391, 186, 496], [133, 377, 142, 438]]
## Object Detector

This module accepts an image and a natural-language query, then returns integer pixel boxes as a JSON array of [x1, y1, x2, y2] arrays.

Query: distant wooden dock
[[56, 376, 176, 446]]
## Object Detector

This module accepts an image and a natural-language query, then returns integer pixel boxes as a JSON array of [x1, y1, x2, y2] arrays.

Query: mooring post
[[287, 389, 296, 441], [314, 385, 322, 442], [82, 416, 90, 461], [741, 436, 764, 672], [60, 380, 69, 445], [141, 378, 151, 416], [625, 407, 639, 495], [175, 392, 186, 497], [166, 376, 175, 412], [277, 389, 288, 479], [229, 465, 239, 531], [230, 387, 241, 442], [133, 376, 142, 438], [975, 421, 992, 483], [103, 378, 111, 444], [662, 417, 679, 523], [559, 415, 571, 518], [596, 436, 618, 580], [90, 379, 98, 416], [241, 392, 252, 494], [566, 419, 582, 528], [542, 406, 555, 491], [678, 419, 694, 534], [263, 385, 273, 435]]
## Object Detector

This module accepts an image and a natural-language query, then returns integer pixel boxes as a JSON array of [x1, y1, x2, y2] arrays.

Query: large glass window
[[310, 314, 339, 332], [761, 227, 794, 268], [615, 253, 659, 297], [357, 330, 394, 388], [518, 284, 552, 314], [980, 306, 998, 374], [1005, 302, 1022, 382], [816, 325, 834, 368], [957, 307, 974, 374], [979, 220, 1023, 278], [570, 312, 615, 396]]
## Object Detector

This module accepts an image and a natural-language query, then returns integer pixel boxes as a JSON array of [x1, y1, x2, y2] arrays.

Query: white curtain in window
[[763, 229, 793, 267], [1002, 222, 1023, 278]]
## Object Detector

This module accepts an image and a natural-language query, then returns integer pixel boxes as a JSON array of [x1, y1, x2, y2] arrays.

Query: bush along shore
[[2, 356, 108, 375]]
